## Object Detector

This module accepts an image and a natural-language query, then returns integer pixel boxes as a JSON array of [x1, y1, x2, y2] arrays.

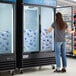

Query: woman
[[47, 12, 75, 72]]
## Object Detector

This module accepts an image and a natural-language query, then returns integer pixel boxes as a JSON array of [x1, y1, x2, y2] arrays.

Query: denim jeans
[[54, 42, 67, 68]]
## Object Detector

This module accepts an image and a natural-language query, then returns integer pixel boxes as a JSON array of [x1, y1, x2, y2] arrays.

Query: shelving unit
[[56, 7, 74, 57], [64, 14, 73, 54], [72, 11, 76, 57], [64, 9, 76, 58]]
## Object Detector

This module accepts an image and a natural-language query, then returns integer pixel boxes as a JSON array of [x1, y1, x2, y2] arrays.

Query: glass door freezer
[[0, 1, 16, 73], [16, 0, 56, 71], [21, 4, 56, 69]]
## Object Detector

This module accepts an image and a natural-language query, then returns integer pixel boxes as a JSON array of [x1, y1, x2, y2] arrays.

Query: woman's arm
[[66, 27, 75, 34]]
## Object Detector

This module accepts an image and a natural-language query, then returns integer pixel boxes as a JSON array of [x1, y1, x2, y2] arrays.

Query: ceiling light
[[67, 0, 76, 2], [72, 0, 76, 2]]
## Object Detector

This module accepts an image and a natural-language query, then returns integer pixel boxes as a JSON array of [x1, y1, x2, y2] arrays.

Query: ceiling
[[57, 0, 76, 10], [66, 0, 76, 3]]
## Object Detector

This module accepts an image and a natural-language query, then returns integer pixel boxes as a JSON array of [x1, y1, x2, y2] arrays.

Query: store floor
[[0, 57, 76, 76]]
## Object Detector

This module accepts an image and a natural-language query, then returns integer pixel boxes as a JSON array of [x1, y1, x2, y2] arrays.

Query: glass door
[[41, 7, 54, 51], [56, 7, 73, 53], [23, 6, 39, 53], [0, 3, 14, 54]]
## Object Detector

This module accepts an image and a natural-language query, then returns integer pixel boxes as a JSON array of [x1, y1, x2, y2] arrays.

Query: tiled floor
[[0, 57, 76, 76]]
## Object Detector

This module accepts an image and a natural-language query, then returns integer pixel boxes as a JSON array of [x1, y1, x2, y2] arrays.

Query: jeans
[[54, 42, 67, 68]]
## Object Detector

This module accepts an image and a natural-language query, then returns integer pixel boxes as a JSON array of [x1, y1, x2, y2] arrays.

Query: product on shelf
[[73, 50, 76, 55], [73, 11, 76, 55]]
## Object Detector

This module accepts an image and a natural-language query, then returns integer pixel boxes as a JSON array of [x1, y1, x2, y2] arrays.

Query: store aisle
[[14, 58, 76, 76], [0, 58, 76, 76]]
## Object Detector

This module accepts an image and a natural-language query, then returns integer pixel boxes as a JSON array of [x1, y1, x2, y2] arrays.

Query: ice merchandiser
[[0, 0, 16, 74], [20, 0, 56, 70], [56, 6, 74, 56]]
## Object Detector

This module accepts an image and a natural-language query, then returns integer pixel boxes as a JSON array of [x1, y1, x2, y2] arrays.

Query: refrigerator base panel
[[22, 52, 56, 68], [0, 54, 16, 71], [0, 61, 16, 71]]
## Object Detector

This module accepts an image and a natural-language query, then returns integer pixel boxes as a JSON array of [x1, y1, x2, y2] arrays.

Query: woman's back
[[52, 22, 67, 42]]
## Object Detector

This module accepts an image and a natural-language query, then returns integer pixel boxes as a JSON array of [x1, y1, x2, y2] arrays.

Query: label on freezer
[[23, 55, 29, 58]]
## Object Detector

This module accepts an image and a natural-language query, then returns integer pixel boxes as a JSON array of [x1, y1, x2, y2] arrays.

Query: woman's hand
[[47, 27, 53, 33], [66, 27, 75, 34]]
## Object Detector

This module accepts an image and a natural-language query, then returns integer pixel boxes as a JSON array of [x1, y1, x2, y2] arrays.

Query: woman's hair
[[56, 12, 66, 30]]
